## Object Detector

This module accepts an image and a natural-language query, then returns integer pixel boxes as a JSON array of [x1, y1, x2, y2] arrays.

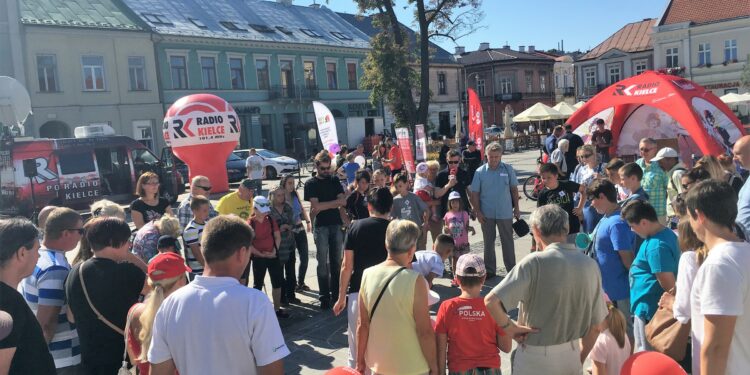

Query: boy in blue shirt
[[621, 199, 679, 353], [339, 153, 361, 186]]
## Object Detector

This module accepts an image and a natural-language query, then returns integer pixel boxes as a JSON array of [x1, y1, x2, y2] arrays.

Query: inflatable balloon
[[620, 351, 687, 375], [163, 94, 241, 193], [325, 366, 360, 375]]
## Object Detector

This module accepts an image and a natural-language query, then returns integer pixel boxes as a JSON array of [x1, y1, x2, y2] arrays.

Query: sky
[[321, 0, 669, 54]]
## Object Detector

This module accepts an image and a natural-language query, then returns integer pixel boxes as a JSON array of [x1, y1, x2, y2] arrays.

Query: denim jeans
[[313, 224, 343, 302], [633, 315, 654, 353], [294, 229, 309, 285]]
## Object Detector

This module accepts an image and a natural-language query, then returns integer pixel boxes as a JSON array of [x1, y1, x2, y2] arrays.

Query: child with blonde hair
[[588, 294, 632, 375]]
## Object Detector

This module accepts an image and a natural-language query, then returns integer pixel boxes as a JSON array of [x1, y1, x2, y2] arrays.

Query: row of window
[[169, 54, 359, 91], [37, 54, 147, 92], [582, 59, 650, 88], [472, 71, 549, 97], [666, 39, 739, 68]]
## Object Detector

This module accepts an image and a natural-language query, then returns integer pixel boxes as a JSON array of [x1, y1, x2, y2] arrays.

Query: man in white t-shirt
[[245, 148, 265, 196], [686, 180, 750, 375], [149, 215, 289, 375]]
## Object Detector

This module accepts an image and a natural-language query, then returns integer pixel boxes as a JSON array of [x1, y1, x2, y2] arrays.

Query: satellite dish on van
[[0, 76, 32, 136]]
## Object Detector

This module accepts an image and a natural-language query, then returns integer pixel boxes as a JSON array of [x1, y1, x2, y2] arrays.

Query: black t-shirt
[[438, 145, 450, 166], [65, 258, 145, 368], [346, 190, 370, 220], [0, 282, 56, 375], [591, 129, 613, 152], [435, 167, 471, 217], [304, 175, 345, 227], [130, 197, 170, 223], [560, 131, 584, 172], [462, 149, 482, 175], [344, 217, 389, 293], [537, 180, 581, 234]]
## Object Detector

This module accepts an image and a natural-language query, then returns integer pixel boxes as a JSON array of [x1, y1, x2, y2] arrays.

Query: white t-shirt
[[691, 241, 750, 375], [674, 251, 700, 375], [550, 149, 566, 173], [411, 250, 445, 278], [245, 154, 264, 180], [148, 276, 290, 375], [588, 328, 631, 375]]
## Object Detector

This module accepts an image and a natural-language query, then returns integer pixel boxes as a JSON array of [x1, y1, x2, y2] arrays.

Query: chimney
[[454, 46, 465, 55], [519, 45, 526, 52], [502, 44, 510, 49], [277, 0, 292, 5], [528, 45, 535, 53], [309, 3, 320, 8], [479, 42, 490, 50]]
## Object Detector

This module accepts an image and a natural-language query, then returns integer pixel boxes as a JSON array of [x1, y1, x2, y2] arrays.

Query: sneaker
[[276, 309, 290, 319], [450, 277, 459, 288], [296, 283, 311, 292], [287, 296, 302, 304]]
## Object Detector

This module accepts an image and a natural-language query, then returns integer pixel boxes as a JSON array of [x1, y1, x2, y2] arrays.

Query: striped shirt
[[636, 158, 668, 218], [182, 219, 205, 274], [19, 248, 81, 368]]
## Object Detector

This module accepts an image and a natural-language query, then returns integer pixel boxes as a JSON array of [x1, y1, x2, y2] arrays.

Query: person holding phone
[[435, 150, 473, 239]]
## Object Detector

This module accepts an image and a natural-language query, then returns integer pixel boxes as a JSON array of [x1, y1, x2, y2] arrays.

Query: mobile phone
[[449, 167, 457, 176]]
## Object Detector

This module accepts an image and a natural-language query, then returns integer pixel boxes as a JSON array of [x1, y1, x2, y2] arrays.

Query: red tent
[[568, 71, 744, 161]]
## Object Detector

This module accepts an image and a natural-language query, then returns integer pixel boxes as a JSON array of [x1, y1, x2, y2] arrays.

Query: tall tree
[[355, 0, 483, 136]]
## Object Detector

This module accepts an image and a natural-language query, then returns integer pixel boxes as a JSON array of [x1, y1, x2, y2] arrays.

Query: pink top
[[588, 328, 631, 375], [444, 210, 470, 246]]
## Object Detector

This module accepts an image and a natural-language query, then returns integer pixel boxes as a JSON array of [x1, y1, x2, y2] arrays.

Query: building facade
[[575, 19, 657, 101], [337, 12, 462, 138], [122, 0, 377, 158], [651, 0, 750, 96], [9, 0, 165, 151], [457, 43, 556, 128], [554, 55, 577, 103]]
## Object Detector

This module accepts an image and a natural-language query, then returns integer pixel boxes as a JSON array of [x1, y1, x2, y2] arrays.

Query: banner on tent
[[415, 124, 427, 161], [313, 101, 340, 154], [468, 88, 484, 158], [396, 127, 416, 174]]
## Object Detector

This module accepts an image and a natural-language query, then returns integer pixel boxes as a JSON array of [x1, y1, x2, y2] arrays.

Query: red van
[[0, 132, 183, 218]]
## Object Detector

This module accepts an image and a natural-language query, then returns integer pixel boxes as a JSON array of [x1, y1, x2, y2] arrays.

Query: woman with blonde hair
[[126, 252, 189, 375], [131, 214, 181, 262], [694, 155, 725, 181], [718, 154, 744, 194], [130, 171, 173, 229], [73, 199, 128, 265]]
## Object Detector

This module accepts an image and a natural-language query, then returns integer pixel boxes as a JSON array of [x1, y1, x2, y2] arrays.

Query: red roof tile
[[580, 19, 656, 61], [659, 0, 750, 26]]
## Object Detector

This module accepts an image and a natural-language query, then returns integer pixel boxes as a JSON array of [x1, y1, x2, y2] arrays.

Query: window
[[326, 62, 337, 89], [128, 56, 147, 91], [249, 24, 275, 33], [347, 62, 357, 89], [634, 59, 648, 75], [132, 120, 153, 150], [525, 71, 533, 92], [438, 73, 446, 95], [563, 74, 569, 88], [555, 74, 560, 89], [259, 114, 273, 149], [220, 21, 246, 31], [698, 43, 711, 66], [169, 55, 188, 89], [498, 77, 512, 94], [229, 58, 244, 89], [36, 54, 58, 92], [539, 72, 546, 92], [607, 64, 621, 84], [331, 31, 352, 40], [300, 28, 322, 38], [59, 152, 96, 175], [82, 55, 105, 91], [200, 56, 217, 89], [725, 39, 738, 62], [666, 47, 679, 68], [256, 59, 270, 90], [276, 26, 293, 35], [476, 79, 485, 97], [583, 67, 596, 87], [142, 14, 172, 26], [189, 18, 207, 29], [304, 61, 316, 89]]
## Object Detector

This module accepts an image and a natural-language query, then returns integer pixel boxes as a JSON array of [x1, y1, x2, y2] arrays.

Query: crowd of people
[[1, 128, 749, 375]]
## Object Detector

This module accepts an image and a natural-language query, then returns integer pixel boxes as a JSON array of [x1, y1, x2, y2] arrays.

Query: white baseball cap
[[253, 196, 271, 213], [651, 147, 679, 162], [448, 191, 461, 201]]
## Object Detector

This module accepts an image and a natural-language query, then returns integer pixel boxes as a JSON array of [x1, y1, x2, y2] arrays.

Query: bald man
[[177, 175, 218, 228], [733, 136, 750, 237], [36, 205, 57, 231]]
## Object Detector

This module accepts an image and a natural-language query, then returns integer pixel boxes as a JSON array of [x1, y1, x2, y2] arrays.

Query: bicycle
[[522, 173, 544, 201]]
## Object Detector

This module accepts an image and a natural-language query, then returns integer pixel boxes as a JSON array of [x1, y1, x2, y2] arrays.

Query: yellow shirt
[[216, 191, 252, 220], [360, 264, 428, 375]]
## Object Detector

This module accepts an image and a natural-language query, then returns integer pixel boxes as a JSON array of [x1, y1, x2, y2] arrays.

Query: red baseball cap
[[148, 252, 190, 281]]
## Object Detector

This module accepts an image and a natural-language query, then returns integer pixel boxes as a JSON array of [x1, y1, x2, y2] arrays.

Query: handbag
[[645, 288, 690, 361]]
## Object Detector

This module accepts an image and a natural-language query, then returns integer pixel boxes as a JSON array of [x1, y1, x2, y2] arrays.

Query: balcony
[[562, 87, 575, 97], [524, 91, 554, 99], [494, 92, 523, 101], [269, 84, 320, 100]]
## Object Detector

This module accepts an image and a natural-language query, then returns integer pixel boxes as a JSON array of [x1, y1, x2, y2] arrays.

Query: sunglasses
[[681, 183, 691, 190], [195, 185, 211, 191], [66, 228, 85, 234], [318, 166, 331, 171], [448, 160, 460, 165], [145, 181, 160, 185], [255, 202, 270, 207]]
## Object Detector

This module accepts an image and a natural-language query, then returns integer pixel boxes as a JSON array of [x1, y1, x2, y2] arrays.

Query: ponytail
[[137, 275, 182, 362], [606, 302, 628, 349]]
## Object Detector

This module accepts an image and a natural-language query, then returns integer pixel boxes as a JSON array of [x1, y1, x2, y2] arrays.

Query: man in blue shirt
[[469, 142, 520, 276], [587, 179, 635, 340], [621, 200, 679, 353], [544, 125, 564, 156], [732, 135, 750, 237]]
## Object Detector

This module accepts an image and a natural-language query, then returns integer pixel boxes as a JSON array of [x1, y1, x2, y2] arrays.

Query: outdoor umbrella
[[573, 100, 586, 109], [513, 102, 565, 122], [720, 92, 750, 104], [552, 102, 577, 117]]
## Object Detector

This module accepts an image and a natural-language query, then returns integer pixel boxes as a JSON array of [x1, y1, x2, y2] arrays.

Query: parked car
[[233, 149, 299, 179], [166, 148, 246, 183], [485, 125, 504, 137]]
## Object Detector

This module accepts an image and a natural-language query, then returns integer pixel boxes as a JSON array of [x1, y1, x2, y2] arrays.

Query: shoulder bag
[[118, 305, 138, 375], [79, 260, 125, 336], [645, 288, 690, 361], [368, 267, 406, 321]]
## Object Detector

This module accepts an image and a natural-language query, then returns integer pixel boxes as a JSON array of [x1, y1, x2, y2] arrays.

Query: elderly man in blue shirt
[[469, 142, 520, 277]]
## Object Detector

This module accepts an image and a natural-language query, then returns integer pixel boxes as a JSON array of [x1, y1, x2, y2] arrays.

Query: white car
[[233, 149, 300, 179]]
